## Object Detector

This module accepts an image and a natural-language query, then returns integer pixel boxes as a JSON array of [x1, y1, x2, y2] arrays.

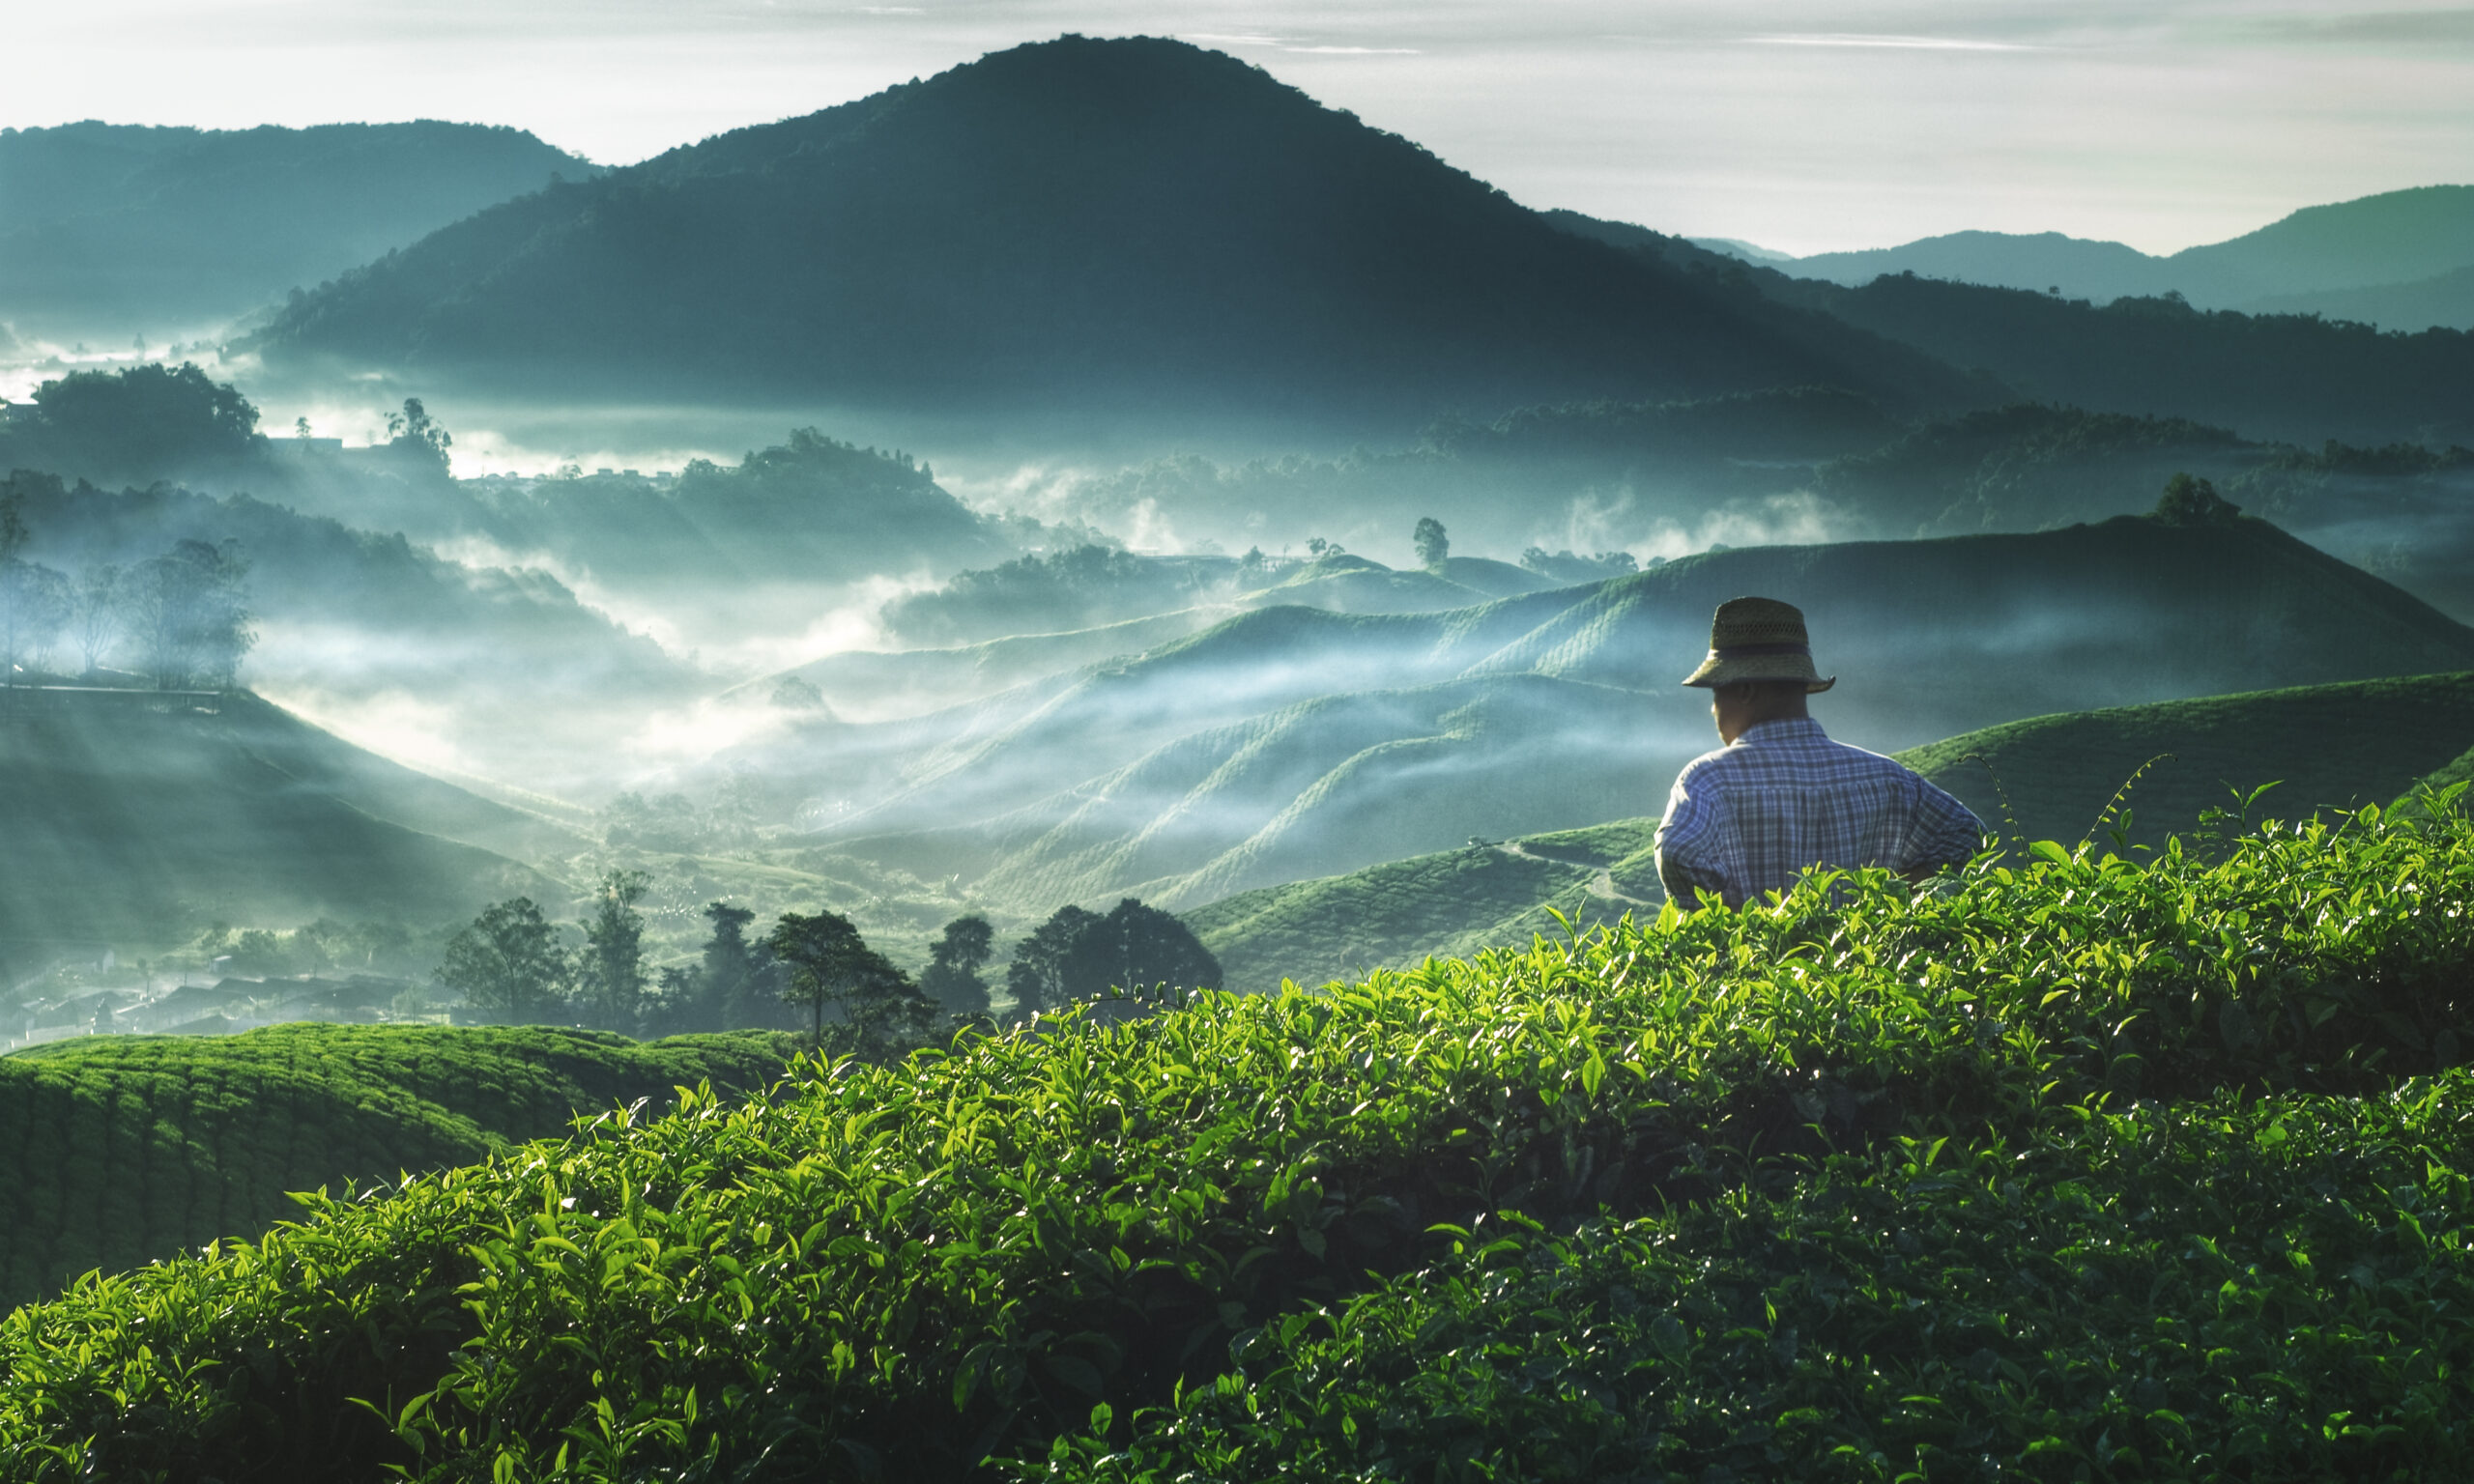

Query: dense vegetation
[[7, 800, 2473, 1477], [0, 1023, 795, 1310], [245, 37, 1973, 432]]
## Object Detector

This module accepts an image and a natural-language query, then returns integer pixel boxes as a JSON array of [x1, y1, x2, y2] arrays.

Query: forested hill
[[245, 36, 1981, 437], [0, 121, 590, 337]]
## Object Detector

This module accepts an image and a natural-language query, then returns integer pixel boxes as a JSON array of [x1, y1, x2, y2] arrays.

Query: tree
[[1005, 899, 1220, 1017], [2154, 471, 2242, 528], [765, 909, 935, 1053], [1412, 516, 1449, 570], [69, 564, 123, 676], [919, 914, 995, 1016], [384, 396, 452, 473], [124, 539, 253, 689], [577, 870, 652, 1030], [0, 556, 71, 684], [435, 898, 570, 1023]]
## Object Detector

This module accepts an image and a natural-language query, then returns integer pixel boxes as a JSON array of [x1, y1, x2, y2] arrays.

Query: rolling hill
[[0, 689, 569, 961], [245, 36, 1978, 438], [753, 509, 2474, 928], [0, 121, 590, 338], [1192, 671, 2474, 991], [0, 1023, 793, 1310]]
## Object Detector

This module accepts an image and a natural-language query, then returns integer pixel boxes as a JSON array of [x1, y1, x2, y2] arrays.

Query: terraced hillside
[[0, 1023, 796, 1310], [1193, 671, 2474, 991], [0, 689, 570, 956], [749, 511, 2474, 922], [8, 808, 2474, 1478], [1901, 671, 2474, 848]]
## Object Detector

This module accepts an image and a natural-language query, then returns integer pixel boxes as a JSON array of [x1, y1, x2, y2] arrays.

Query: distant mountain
[[741, 508, 2474, 924], [0, 690, 564, 956], [1758, 274, 2474, 446], [0, 121, 590, 338], [1747, 186, 2474, 331], [245, 37, 1979, 438]]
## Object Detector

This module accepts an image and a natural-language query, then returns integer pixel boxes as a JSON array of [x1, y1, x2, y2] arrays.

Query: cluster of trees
[[0, 489, 255, 688], [434, 881, 1221, 1057]]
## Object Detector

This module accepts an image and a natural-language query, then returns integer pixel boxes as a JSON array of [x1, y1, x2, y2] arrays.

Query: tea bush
[[0, 1024, 797, 1310], [4, 797, 2472, 1480]]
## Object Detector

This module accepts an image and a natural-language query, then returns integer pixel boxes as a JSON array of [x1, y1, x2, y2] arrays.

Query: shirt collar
[[1732, 715, 1828, 748]]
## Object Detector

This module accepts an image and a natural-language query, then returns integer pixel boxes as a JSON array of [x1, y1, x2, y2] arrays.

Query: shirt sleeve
[[1898, 773, 1986, 873], [1654, 764, 1735, 907]]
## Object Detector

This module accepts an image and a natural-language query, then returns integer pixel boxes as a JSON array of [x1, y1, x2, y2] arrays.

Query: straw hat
[[1680, 596, 1837, 693]]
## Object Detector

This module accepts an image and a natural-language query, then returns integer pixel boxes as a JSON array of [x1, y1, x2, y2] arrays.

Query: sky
[[7, 1, 2473, 255]]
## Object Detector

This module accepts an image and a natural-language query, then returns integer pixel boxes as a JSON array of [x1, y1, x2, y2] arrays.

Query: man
[[1654, 596, 1982, 909]]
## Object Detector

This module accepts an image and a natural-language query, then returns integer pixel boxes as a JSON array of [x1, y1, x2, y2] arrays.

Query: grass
[[5, 796, 2474, 1478], [0, 1023, 797, 1311]]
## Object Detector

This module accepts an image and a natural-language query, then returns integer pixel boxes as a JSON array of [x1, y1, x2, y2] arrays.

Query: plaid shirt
[[1654, 717, 1983, 908]]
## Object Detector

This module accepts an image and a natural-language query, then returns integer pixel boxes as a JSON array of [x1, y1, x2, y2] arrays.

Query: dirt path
[[1487, 839, 1659, 907]]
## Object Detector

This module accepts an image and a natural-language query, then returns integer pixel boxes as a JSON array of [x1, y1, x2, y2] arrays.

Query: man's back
[[1654, 716, 1981, 908]]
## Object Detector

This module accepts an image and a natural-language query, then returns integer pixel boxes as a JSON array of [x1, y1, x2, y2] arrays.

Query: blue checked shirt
[[1654, 717, 1984, 909]]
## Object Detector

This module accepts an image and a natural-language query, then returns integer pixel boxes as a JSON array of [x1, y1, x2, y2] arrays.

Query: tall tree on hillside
[[578, 869, 652, 1030], [1412, 516, 1450, 571], [69, 563, 123, 676], [385, 396, 453, 474], [436, 898, 571, 1023], [125, 538, 253, 689], [0, 555, 71, 685], [765, 909, 934, 1054], [919, 914, 995, 1017]]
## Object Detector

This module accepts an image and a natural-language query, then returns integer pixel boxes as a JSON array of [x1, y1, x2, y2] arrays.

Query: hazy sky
[[10, 1, 2472, 255]]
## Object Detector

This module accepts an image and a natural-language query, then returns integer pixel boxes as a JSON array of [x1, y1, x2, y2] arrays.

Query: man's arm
[[1898, 772, 1988, 880], [1654, 765, 1736, 909]]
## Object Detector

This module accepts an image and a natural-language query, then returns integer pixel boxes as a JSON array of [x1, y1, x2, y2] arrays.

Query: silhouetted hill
[[1763, 186, 2474, 330], [246, 37, 1979, 437], [1769, 274, 2474, 446], [0, 121, 590, 337], [0, 690, 563, 955]]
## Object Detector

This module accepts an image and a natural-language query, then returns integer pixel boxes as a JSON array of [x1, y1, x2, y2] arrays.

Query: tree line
[[435, 874, 1221, 1059], [0, 487, 254, 689]]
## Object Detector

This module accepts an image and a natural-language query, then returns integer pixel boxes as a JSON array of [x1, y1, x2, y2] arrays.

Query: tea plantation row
[[6, 798, 2474, 1479], [0, 1024, 797, 1310]]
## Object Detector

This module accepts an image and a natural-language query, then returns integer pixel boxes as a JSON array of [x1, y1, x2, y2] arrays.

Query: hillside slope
[[761, 511, 2474, 920], [0, 1024, 793, 1309], [247, 37, 1977, 436], [0, 121, 590, 337], [0, 690, 563, 956], [1900, 671, 2474, 849], [1192, 671, 2474, 991]]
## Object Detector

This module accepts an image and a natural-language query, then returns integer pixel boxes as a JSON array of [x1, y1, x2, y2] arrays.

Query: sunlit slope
[[852, 674, 1665, 914], [769, 512, 2474, 920], [1900, 671, 2474, 847], [0, 1024, 794, 1311], [1193, 672, 2474, 992], [0, 692, 562, 949], [246, 37, 1974, 434], [1186, 824, 1659, 993]]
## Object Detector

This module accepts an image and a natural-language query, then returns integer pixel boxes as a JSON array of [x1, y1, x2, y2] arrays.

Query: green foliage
[[7, 804, 2474, 1477], [1006, 899, 1221, 1015], [764, 908, 929, 1053], [2154, 470, 2244, 527], [0, 1023, 795, 1312], [1411, 516, 1449, 570], [921, 914, 996, 1017], [435, 898, 572, 1025], [0, 363, 263, 487], [576, 870, 651, 1031]]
